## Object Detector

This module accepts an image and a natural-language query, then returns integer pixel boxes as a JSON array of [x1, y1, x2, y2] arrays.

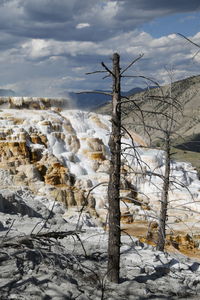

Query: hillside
[[95, 75, 200, 173], [96, 75, 200, 144]]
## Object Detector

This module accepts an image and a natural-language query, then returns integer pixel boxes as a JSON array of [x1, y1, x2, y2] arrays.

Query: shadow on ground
[[175, 134, 200, 153]]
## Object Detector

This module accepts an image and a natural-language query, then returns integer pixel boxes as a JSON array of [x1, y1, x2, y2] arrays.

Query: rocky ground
[[1, 188, 200, 300]]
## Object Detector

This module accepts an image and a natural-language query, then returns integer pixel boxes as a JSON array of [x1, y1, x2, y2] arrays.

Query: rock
[[0, 141, 30, 160], [49, 187, 87, 208], [0, 169, 13, 186], [16, 164, 42, 182], [45, 162, 75, 186], [144, 265, 155, 275], [0, 220, 5, 231], [0, 190, 43, 217], [190, 262, 200, 272]]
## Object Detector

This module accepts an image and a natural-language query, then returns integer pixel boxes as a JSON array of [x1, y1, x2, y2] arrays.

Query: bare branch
[[119, 196, 144, 206], [192, 49, 200, 60], [121, 53, 144, 75], [101, 61, 115, 77], [85, 70, 107, 75], [121, 75, 161, 90], [36, 200, 56, 235], [2, 219, 16, 243], [76, 91, 112, 96], [103, 74, 111, 80], [177, 33, 200, 49], [120, 99, 181, 126]]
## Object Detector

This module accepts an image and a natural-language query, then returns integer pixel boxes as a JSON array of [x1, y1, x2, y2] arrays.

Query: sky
[[1, 0, 200, 97]]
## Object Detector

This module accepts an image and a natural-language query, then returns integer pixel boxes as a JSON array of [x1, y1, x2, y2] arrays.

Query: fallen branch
[[0, 230, 84, 249]]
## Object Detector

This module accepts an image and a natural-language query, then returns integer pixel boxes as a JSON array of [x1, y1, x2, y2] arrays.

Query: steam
[[61, 93, 78, 110]]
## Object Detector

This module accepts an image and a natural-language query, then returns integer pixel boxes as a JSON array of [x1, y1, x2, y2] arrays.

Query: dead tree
[[102, 53, 143, 282], [107, 53, 121, 283], [157, 125, 171, 251], [78, 53, 122, 282], [81, 52, 143, 282], [120, 70, 184, 251], [157, 71, 173, 251]]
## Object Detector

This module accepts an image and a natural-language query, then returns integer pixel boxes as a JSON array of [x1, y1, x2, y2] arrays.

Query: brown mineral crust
[[30, 134, 42, 144], [81, 137, 106, 161], [168, 233, 199, 250], [87, 152, 105, 161], [44, 162, 75, 186], [39, 120, 51, 126], [0, 141, 31, 160], [30, 148, 43, 163], [51, 132, 65, 141], [5, 117, 24, 125], [51, 123, 62, 132], [74, 189, 87, 207], [50, 186, 87, 208], [89, 114, 109, 131], [29, 129, 47, 147], [39, 134, 48, 145], [87, 137, 105, 152], [35, 164, 47, 181], [120, 212, 134, 224], [30, 133, 48, 146]]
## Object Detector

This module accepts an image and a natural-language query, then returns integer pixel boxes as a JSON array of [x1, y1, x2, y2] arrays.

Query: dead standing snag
[[106, 53, 121, 283]]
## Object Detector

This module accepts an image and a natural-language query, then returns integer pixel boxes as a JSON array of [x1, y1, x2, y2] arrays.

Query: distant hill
[[0, 89, 16, 96], [95, 75, 200, 147], [69, 91, 111, 110], [122, 87, 144, 97], [69, 87, 150, 110]]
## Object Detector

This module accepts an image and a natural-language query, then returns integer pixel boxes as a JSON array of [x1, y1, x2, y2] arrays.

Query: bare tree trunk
[[107, 53, 121, 283], [157, 133, 170, 251]]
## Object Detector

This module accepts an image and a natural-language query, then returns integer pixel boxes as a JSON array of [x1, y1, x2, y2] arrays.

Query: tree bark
[[107, 53, 121, 283], [157, 133, 170, 251]]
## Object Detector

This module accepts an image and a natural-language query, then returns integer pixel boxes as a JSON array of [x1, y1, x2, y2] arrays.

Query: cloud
[[0, 0, 200, 95], [76, 23, 90, 29], [0, 0, 199, 44], [115, 0, 200, 13], [8, 30, 198, 95]]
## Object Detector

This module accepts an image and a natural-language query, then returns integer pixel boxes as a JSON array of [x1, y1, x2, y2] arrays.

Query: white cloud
[[15, 29, 200, 94], [76, 23, 90, 29], [0, 1, 200, 95], [22, 39, 50, 58]]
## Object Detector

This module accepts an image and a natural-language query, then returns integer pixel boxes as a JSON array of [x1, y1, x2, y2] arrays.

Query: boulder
[[0, 190, 42, 217]]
